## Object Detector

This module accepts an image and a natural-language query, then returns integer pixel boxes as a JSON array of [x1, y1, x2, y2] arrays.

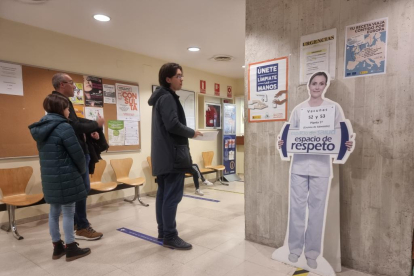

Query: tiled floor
[[0, 181, 374, 276]]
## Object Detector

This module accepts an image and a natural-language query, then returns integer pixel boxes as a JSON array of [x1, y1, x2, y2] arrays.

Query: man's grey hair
[[52, 73, 69, 90]]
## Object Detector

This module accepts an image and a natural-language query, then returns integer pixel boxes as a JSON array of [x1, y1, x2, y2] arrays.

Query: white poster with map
[[344, 18, 387, 78]]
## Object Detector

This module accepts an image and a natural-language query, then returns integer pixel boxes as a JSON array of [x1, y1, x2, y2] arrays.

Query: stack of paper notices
[[192, 131, 219, 141]]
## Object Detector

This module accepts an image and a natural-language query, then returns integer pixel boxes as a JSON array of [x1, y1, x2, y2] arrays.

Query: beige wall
[[0, 18, 239, 223], [245, 1, 414, 276], [234, 78, 244, 97]]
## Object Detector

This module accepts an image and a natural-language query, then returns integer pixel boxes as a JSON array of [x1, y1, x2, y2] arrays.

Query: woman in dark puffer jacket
[[29, 94, 91, 261]]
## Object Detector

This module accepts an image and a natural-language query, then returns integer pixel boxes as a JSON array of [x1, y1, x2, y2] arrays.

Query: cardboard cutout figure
[[272, 71, 355, 276]]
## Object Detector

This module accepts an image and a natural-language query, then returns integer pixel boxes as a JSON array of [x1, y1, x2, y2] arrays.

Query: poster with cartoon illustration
[[272, 71, 355, 276], [69, 83, 84, 105], [248, 57, 288, 122]]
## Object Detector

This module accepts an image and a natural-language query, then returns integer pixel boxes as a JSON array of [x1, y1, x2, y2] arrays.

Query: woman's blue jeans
[[49, 202, 76, 244]]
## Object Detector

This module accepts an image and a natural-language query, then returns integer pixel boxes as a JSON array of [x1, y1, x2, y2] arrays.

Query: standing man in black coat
[[52, 73, 104, 240], [148, 63, 202, 250]]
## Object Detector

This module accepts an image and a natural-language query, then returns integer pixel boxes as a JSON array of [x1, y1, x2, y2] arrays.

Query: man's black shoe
[[163, 236, 192, 250]]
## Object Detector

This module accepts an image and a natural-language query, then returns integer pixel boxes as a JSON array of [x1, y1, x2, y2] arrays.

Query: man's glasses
[[62, 80, 74, 85], [175, 75, 184, 80]]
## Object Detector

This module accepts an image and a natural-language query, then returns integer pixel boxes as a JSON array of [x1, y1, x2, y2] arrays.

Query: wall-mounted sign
[[227, 86, 232, 98], [248, 57, 288, 122], [300, 28, 337, 84], [200, 80, 206, 94], [344, 18, 388, 78], [214, 83, 220, 96]]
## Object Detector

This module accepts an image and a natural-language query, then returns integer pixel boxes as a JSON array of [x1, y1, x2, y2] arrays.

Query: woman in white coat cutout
[[278, 72, 353, 269]]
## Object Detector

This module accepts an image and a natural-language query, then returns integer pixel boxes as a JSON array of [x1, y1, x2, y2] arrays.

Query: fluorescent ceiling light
[[242, 65, 245, 68], [94, 14, 111, 22], [188, 47, 200, 52]]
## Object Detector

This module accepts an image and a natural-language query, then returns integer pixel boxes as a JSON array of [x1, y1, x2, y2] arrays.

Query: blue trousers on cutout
[[74, 154, 91, 230], [156, 173, 185, 239]]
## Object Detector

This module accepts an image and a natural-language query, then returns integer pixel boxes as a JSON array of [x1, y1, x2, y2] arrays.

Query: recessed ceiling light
[[242, 65, 245, 68], [188, 47, 200, 52], [94, 14, 111, 22]]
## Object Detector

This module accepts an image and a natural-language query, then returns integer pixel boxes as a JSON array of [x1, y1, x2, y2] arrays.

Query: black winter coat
[[148, 86, 195, 176], [52, 91, 99, 154], [29, 113, 87, 204]]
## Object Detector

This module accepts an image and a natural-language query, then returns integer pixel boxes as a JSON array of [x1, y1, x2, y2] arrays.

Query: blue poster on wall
[[223, 134, 236, 175], [223, 104, 237, 175]]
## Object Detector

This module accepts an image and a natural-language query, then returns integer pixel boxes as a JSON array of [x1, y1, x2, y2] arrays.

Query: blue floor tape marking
[[117, 227, 163, 246], [183, 194, 220, 202]]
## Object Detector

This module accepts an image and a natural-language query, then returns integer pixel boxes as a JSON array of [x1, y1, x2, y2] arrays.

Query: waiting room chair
[[110, 158, 148, 206], [0, 166, 43, 240], [202, 151, 227, 186], [90, 160, 117, 192]]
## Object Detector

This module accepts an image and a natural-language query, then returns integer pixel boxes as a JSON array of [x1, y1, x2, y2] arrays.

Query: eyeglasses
[[175, 75, 184, 80], [62, 81, 74, 85]]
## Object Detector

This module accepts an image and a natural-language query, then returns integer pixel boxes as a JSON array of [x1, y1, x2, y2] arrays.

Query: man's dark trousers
[[75, 154, 91, 229], [156, 173, 185, 239]]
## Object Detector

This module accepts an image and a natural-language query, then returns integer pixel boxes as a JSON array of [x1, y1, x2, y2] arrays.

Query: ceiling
[[0, 0, 246, 78]]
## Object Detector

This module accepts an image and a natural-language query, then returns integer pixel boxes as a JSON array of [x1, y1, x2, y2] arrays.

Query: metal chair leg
[[220, 171, 229, 186], [1, 205, 11, 232], [1, 205, 23, 240], [124, 186, 149, 207], [137, 186, 149, 207], [124, 186, 138, 203], [10, 206, 23, 240]]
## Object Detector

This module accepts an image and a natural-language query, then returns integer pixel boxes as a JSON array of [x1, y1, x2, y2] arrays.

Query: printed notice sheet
[[124, 121, 139, 145], [192, 131, 219, 141], [103, 84, 116, 104], [84, 107, 104, 121], [108, 120, 125, 146], [116, 83, 140, 121], [0, 62, 23, 96], [300, 29, 337, 84]]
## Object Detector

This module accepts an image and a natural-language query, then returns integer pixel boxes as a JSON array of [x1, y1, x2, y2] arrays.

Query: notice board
[[0, 61, 141, 159]]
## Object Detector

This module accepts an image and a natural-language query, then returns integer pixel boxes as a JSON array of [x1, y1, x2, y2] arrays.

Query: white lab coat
[[287, 99, 344, 261]]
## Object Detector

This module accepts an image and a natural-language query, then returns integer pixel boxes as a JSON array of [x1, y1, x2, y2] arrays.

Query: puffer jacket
[[148, 86, 195, 176], [28, 113, 87, 204]]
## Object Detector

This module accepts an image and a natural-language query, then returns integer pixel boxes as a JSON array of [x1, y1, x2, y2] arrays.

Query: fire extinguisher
[[206, 106, 218, 127]]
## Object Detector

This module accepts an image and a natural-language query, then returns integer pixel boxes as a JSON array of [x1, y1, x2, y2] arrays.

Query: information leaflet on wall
[[0, 61, 23, 96], [84, 107, 104, 121], [345, 18, 388, 78], [103, 84, 116, 104], [300, 29, 337, 84], [124, 121, 139, 145], [108, 120, 125, 146], [73, 104, 85, 118], [70, 83, 85, 105], [222, 104, 237, 175], [116, 83, 140, 121], [248, 57, 288, 122]]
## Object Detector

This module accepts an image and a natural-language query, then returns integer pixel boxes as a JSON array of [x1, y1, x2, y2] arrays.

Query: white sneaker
[[195, 189, 204, 196], [203, 180, 213, 186]]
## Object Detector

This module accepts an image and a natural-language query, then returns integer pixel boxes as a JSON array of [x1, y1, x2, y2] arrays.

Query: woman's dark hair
[[43, 94, 69, 116], [159, 63, 183, 88], [308, 71, 328, 86]]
